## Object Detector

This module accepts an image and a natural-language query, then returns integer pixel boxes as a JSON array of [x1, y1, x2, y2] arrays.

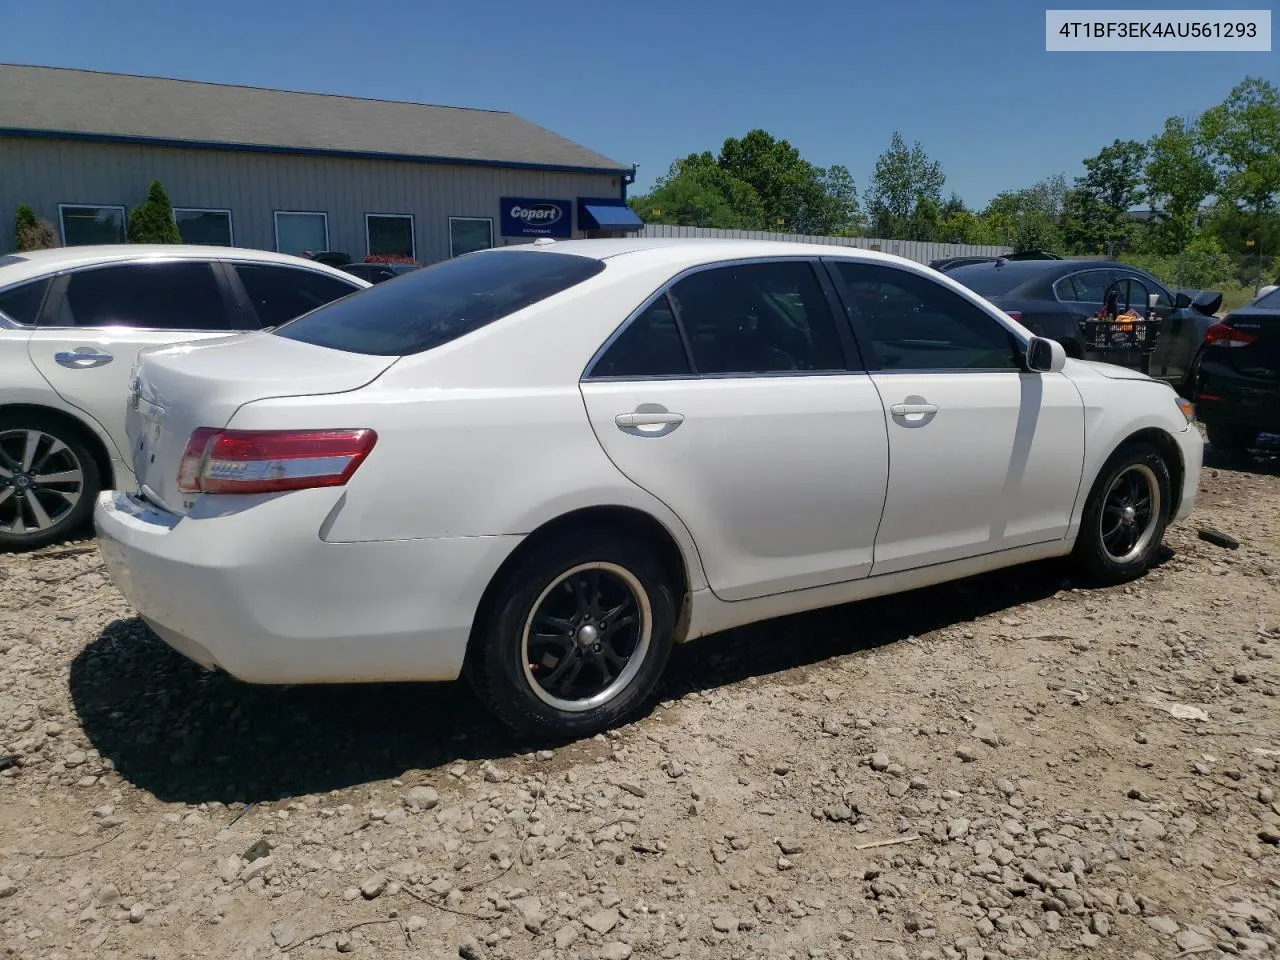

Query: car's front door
[[826, 259, 1086, 576], [579, 258, 890, 602], [27, 259, 244, 479]]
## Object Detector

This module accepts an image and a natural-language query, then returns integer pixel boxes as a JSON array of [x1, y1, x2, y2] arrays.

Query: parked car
[[0, 245, 369, 548], [929, 251, 1061, 273], [96, 239, 1201, 739], [944, 258, 1222, 389], [340, 262, 422, 284], [1191, 284, 1280, 452]]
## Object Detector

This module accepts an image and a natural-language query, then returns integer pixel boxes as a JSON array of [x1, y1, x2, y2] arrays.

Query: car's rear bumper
[[94, 490, 522, 684], [1197, 361, 1280, 431]]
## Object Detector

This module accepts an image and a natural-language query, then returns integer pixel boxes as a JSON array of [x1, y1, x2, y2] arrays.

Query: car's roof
[[0, 244, 368, 288], [488, 237, 944, 275]]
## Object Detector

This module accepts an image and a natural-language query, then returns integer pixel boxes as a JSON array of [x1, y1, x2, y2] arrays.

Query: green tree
[[974, 176, 1067, 251], [127, 180, 182, 244], [1061, 186, 1111, 254], [1200, 77, 1280, 291], [863, 132, 945, 239], [715, 130, 856, 234], [13, 204, 58, 251], [1144, 116, 1217, 256], [1066, 140, 1147, 255], [628, 153, 766, 229]]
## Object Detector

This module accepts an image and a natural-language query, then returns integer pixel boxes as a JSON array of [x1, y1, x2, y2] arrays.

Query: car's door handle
[[615, 411, 685, 428], [54, 349, 113, 369], [890, 402, 938, 416]]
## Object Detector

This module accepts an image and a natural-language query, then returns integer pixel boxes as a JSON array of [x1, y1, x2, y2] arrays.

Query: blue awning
[[578, 200, 644, 232]]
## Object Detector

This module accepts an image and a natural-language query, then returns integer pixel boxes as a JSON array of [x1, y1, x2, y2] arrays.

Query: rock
[[1043, 911, 1062, 932], [825, 803, 854, 822], [270, 920, 296, 948], [777, 838, 803, 855], [712, 915, 739, 933], [240, 856, 273, 881], [65, 750, 86, 767], [406, 786, 440, 811], [360, 876, 387, 900], [335, 933, 353, 953], [584, 908, 620, 934], [947, 818, 970, 841], [0, 876, 16, 898], [617, 782, 647, 798], [458, 935, 487, 960], [870, 752, 891, 772], [243, 838, 271, 862], [1234, 668, 1253, 683], [1260, 786, 1275, 804], [773, 762, 791, 775], [1080, 932, 1101, 949], [973, 724, 999, 747], [217, 855, 241, 884], [1175, 929, 1211, 952], [128, 902, 148, 923], [1258, 828, 1280, 845], [956, 746, 979, 763], [1090, 914, 1111, 936], [600, 943, 633, 960], [995, 778, 1016, 796], [554, 923, 580, 950], [1145, 917, 1179, 935]]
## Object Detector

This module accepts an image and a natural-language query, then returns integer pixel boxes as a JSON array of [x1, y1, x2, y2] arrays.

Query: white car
[[0, 245, 368, 548], [95, 239, 1202, 738]]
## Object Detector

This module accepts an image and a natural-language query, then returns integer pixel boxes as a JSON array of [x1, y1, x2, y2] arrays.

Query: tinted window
[[667, 261, 845, 375], [235, 265, 359, 328], [1070, 270, 1117, 303], [59, 262, 229, 330], [1052, 276, 1078, 301], [0, 278, 51, 325], [275, 250, 605, 356], [832, 262, 1019, 371], [1118, 272, 1172, 310], [944, 264, 1039, 297], [591, 296, 691, 378]]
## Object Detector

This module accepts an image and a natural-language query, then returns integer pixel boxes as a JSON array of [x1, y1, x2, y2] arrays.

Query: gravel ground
[[2, 445, 1279, 960]]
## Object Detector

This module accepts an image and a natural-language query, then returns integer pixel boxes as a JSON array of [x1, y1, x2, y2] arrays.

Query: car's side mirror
[[1027, 336, 1067, 373], [1174, 291, 1193, 309]]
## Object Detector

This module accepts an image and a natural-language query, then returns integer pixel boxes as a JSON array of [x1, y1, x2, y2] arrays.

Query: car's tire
[[468, 530, 676, 740], [1072, 442, 1172, 586], [0, 413, 101, 551], [1206, 422, 1255, 454]]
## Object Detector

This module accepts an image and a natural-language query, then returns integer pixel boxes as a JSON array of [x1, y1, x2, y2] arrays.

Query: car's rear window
[[945, 265, 1038, 297], [1255, 287, 1280, 309], [273, 250, 605, 356]]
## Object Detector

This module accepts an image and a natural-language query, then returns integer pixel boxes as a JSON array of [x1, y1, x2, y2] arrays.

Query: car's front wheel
[[1073, 442, 1171, 585], [0, 415, 100, 551], [468, 531, 676, 739]]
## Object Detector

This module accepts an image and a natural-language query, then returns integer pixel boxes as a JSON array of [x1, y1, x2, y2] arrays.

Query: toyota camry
[[95, 239, 1202, 738]]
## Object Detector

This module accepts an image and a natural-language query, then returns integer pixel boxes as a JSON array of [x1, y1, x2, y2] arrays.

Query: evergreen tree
[[127, 180, 182, 244], [14, 204, 58, 251]]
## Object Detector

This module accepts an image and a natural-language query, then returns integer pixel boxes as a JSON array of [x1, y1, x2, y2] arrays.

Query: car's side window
[[831, 262, 1019, 372], [591, 295, 692, 378], [57, 262, 230, 330], [667, 261, 846, 375], [1052, 276, 1078, 302], [234, 265, 360, 328], [1069, 270, 1117, 304], [1122, 273, 1172, 310], [0, 278, 52, 325]]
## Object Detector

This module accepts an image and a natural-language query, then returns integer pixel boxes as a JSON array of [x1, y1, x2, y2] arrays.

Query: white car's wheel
[[469, 531, 676, 738], [1073, 443, 1171, 584], [0, 415, 100, 550]]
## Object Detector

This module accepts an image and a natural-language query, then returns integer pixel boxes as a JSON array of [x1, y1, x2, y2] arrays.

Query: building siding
[[0, 138, 623, 262]]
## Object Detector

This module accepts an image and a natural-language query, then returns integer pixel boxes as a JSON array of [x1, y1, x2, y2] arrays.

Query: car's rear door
[[825, 259, 1085, 576], [223, 262, 364, 328], [27, 259, 243, 475], [579, 257, 890, 602]]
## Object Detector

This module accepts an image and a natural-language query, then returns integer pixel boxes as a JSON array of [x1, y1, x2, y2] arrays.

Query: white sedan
[[96, 239, 1202, 738]]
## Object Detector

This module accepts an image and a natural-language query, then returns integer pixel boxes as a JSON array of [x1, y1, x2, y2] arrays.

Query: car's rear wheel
[[0, 416, 100, 551], [1206, 422, 1256, 454], [1073, 442, 1171, 585], [468, 532, 676, 739]]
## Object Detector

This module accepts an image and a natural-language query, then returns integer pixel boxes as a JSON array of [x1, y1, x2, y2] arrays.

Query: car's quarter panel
[[95, 488, 519, 683], [580, 376, 889, 601], [868, 371, 1086, 574]]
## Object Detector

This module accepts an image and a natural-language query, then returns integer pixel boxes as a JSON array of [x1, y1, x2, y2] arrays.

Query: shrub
[[365, 254, 419, 265], [14, 205, 59, 251], [127, 181, 182, 244]]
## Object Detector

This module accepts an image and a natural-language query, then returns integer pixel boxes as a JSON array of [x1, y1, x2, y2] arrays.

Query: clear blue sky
[[2, 0, 1276, 208]]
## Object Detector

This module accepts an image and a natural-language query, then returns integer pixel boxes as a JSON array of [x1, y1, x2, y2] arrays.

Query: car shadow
[[1203, 434, 1280, 477], [70, 557, 1099, 806]]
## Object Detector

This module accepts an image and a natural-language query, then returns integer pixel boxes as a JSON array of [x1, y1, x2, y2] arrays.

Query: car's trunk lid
[[128, 332, 397, 513]]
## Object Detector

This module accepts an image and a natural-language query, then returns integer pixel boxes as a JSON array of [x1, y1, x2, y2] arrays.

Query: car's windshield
[[1254, 287, 1280, 309], [273, 250, 605, 356], [944, 265, 1037, 297]]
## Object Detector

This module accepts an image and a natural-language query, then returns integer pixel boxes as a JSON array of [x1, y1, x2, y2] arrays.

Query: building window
[[174, 208, 234, 246], [59, 204, 126, 246], [274, 211, 329, 257], [449, 217, 493, 258], [366, 214, 415, 259]]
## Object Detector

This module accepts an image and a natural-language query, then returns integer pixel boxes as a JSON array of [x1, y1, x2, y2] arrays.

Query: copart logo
[[510, 202, 563, 226]]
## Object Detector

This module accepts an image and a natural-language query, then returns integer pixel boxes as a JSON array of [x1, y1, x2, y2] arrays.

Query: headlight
[[1175, 397, 1195, 423]]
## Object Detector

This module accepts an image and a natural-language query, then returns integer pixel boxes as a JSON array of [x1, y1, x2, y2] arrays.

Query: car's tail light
[[177, 428, 377, 494], [1005, 310, 1023, 322], [1205, 321, 1258, 348]]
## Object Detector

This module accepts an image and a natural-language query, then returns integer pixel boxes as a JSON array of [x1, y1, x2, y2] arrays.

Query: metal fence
[[636, 224, 1011, 265]]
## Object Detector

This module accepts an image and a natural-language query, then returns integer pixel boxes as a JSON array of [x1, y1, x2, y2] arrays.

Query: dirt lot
[[2, 446, 1278, 960]]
